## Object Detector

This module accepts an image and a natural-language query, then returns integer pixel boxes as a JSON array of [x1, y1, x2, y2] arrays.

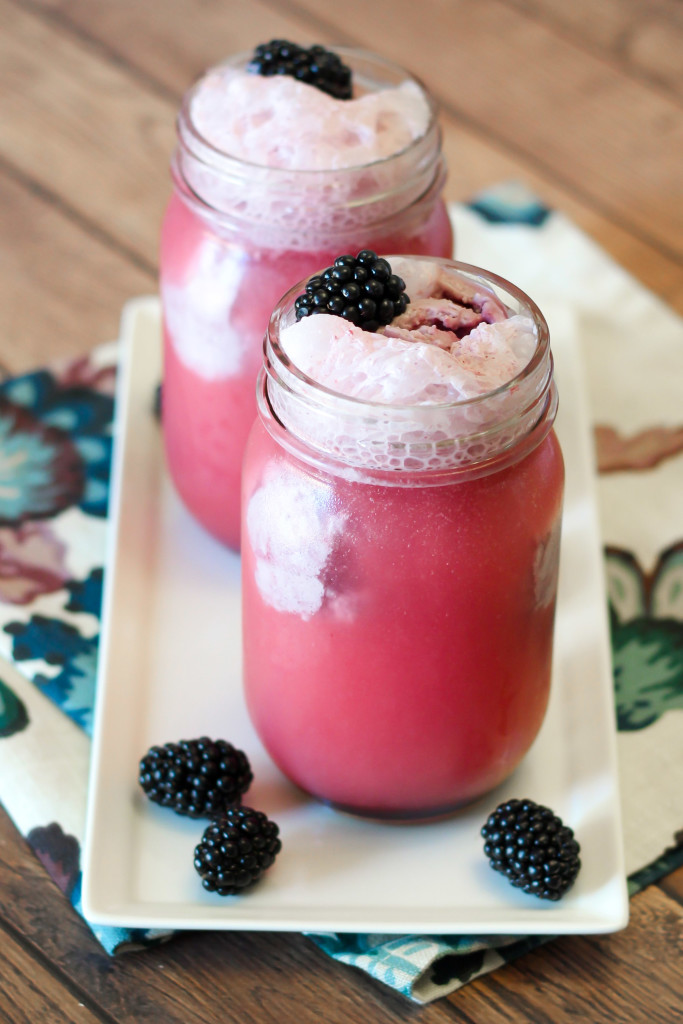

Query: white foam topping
[[191, 69, 430, 171], [280, 261, 537, 403], [281, 312, 536, 404]]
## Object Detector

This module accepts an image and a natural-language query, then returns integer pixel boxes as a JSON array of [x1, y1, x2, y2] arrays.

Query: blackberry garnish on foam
[[248, 40, 352, 100], [138, 737, 253, 819], [481, 799, 581, 901], [294, 251, 410, 333], [194, 807, 282, 895]]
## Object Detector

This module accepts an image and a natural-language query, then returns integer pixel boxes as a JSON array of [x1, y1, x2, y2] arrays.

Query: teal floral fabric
[[467, 181, 551, 227], [0, 357, 113, 734], [0, 676, 29, 737], [608, 545, 683, 730], [0, 348, 169, 955], [0, 364, 113, 520], [5, 570, 103, 733]]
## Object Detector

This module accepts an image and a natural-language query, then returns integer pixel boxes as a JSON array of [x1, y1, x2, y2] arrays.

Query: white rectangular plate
[[82, 295, 628, 934]]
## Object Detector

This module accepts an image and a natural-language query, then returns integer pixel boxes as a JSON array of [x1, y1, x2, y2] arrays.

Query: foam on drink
[[174, 56, 439, 245], [266, 257, 549, 474], [192, 68, 430, 170]]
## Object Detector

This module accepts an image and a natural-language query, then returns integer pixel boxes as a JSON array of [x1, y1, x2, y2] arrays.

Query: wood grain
[[0, 164, 152, 372], [452, 886, 683, 1024], [19, 0, 683, 316], [658, 863, 683, 905], [0, 0, 173, 267], [27, 0, 322, 94], [274, 0, 683, 258], [503, 0, 683, 103], [0, 920, 105, 1024]]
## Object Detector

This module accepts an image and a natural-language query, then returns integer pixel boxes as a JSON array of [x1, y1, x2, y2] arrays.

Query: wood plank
[[0, 808, 458, 1024], [269, 0, 683, 259], [503, 0, 683, 104], [452, 885, 683, 1024], [0, 922, 105, 1024], [27, 0, 323, 94], [0, 165, 153, 373], [0, 0, 173, 268], [16, 0, 683, 315]]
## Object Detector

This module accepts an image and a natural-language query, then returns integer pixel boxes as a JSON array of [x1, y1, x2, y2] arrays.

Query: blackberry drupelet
[[248, 40, 352, 100], [294, 251, 410, 333], [194, 807, 282, 895], [138, 737, 252, 818], [481, 798, 581, 901]]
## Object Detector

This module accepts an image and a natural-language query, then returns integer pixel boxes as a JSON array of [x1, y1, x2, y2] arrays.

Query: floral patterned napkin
[[0, 186, 681, 1003]]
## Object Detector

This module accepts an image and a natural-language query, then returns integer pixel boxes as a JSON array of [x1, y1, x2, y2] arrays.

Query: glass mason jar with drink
[[160, 42, 453, 549], [241, 253, 564, 820]]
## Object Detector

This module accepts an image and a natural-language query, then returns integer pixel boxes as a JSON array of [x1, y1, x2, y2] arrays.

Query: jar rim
[[257, 366, 558, 485], [170, 149, 448, 235]]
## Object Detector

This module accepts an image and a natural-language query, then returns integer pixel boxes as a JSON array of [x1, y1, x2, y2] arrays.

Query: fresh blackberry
[[248, 40, 352, 100], [481, 798, 581, 901], [194, 807, 282, 895], [138, 737, 252, 818], [294, 251, 410, 333]]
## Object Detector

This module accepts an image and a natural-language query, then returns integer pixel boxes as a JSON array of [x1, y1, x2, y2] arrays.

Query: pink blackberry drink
[[242, 254, 564, 819], [160, 43, 452, 549]]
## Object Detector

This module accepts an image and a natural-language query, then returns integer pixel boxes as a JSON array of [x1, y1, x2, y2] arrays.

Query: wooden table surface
[[1, 1, 682, 1020]]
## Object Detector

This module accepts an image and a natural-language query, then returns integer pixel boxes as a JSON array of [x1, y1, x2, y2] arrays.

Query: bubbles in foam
[[192, 71, 430, 171], [269, 383, 540, 474]]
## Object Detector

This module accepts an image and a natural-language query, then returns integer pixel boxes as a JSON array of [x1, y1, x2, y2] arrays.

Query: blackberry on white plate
[[481, 798, 581, 901], [139, 737, 252, 819], [194, 807, 282, 896]]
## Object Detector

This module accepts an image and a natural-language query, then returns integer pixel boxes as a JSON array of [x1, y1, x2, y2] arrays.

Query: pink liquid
[[161, 194, 453, 549], [242, 419, 564, 818]]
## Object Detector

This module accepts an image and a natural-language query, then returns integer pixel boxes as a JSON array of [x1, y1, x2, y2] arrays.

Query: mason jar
[[160, 48, 453, 550], [241, 258, 564, 819]]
